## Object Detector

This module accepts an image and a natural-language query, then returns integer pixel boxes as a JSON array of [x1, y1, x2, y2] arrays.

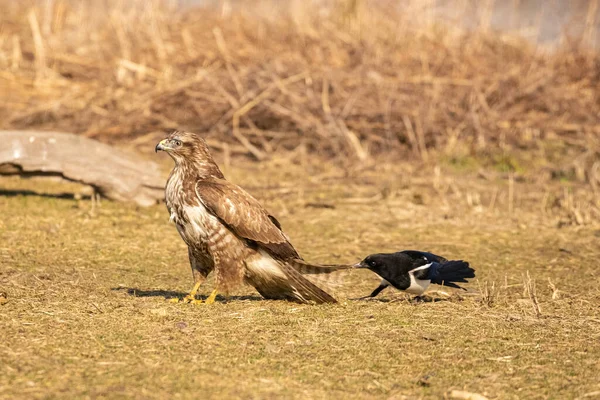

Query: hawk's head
[[156, 130, 224, 178], [155, 130, 212, 163]]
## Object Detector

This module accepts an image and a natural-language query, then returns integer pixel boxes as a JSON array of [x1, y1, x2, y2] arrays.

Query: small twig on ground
[[448, 389, 489, 400], [478, 280, 496, 307], [548, 278, 560, 300], [523, 271, 542, 317]]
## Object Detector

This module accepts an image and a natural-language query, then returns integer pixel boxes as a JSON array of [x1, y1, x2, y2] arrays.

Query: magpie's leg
[[368, 282, 389, 298], [354, 281, 389, 300]]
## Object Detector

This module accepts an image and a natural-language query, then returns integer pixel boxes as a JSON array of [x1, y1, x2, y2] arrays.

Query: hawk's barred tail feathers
[[280, 263, 338, 304], [288, 259, 353, 275], [287, 259, 353, 300]]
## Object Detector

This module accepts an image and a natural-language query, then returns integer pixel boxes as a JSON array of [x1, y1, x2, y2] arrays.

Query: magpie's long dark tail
[[428, 261, 475, 289]]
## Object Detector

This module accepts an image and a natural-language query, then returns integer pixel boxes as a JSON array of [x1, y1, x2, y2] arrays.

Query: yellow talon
[[205, 289, 218, 305], [167, 283, 217, 305], [170, 298, 204, 305], [181, 281, 203, 303], [181, 295, 196, 303]]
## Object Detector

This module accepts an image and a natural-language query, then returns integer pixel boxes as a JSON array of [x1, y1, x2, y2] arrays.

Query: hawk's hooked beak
[[155, 139, 169, 153]]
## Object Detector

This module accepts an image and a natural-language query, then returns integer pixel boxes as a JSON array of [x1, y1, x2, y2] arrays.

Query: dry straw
[[0, 0, 598, 176]]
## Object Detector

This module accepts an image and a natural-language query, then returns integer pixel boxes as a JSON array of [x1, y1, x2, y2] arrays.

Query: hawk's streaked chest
[[165, 170, 219, 245]]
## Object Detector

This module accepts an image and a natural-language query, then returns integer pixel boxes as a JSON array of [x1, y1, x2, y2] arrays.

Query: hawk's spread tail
[[244, 253, 349, 304], [280, 263, 338, 304]]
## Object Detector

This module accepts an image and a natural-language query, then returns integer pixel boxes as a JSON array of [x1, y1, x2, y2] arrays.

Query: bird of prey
[[155, 130, 346, 304], [354, 250, 475, 299]]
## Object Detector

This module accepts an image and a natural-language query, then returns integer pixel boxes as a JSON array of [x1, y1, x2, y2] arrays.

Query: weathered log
[[0, 130, 165, 206]]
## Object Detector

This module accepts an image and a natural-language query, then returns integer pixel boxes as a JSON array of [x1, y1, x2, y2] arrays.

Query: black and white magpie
[[354, 250, 475, 298]]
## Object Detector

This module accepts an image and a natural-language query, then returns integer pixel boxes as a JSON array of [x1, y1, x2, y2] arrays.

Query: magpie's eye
[[173, 139, 182, 146], [369, 260, 377, 267]]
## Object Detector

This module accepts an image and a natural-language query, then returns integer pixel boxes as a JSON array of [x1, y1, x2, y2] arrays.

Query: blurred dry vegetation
[[0, 0, 599, 212], [1, 0, 599, 162]]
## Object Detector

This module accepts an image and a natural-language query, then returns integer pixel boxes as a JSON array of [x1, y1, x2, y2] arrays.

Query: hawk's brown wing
[[195, 179, 300, 260]]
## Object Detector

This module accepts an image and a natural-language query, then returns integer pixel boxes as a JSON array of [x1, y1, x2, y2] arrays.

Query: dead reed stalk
[[478, 280, 497, 307], [0, 0, 598, 176], [523, 271, 542, 318]]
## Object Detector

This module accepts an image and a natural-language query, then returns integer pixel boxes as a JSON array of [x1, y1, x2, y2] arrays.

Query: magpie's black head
[[354, 253, 396, 276]]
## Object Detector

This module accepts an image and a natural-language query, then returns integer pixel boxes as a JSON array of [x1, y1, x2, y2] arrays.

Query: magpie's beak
[[353, 262, 366, 269], [155, 139, 168, 153]]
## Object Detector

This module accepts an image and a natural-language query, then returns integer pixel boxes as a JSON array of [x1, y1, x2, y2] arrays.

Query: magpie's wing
[[400, 250, 448, 263], [411, 261, 462, 289], [421, 260, 473, 289], [412, 266, 431, 280]]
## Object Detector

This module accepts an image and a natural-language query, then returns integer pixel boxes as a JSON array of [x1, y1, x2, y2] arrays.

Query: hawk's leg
[[181, 279, 204, 304], [184, 261, 207, 302], [171, 247, 213, 304], [201, 250, 236, 305], [204, 288, 219, 305]]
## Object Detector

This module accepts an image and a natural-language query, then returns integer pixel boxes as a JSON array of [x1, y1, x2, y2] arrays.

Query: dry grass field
[[2, 159, 600, 399], [1, 0, 600, 399]]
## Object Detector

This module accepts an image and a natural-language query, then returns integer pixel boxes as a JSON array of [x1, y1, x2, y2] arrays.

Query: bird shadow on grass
[[111, 287, 263, 302], [0, 189, 90, 200], [349, 295, 455, 304], [112, 286, 185, 299]]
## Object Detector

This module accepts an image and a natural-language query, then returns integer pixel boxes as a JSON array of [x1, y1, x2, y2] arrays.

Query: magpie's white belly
[[405, 264, 432, 295]]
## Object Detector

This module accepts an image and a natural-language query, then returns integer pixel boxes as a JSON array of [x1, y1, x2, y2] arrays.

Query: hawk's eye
[[369, 260, 377, 267], [173, 139, 182, 147]]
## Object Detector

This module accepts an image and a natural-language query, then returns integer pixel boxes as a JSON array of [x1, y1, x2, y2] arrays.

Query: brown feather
[[286, 259, 352, 297], [195, 179, 300, 260], [278, 264, 338, 304], [188, 246, 214, 280]]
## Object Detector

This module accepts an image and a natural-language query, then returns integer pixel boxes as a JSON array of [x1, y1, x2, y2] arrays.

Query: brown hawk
[[155, 130, 346, 304]]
